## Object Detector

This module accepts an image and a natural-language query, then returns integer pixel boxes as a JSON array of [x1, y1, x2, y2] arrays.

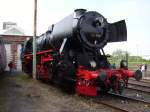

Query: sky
[[0, 0, 150, 58]]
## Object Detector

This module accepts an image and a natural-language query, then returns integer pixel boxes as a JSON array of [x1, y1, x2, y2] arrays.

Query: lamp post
[[33, 0, 37, 79]]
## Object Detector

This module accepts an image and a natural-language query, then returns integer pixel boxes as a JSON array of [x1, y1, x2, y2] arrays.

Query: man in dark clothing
[[145, 64, 147, 71], [8, 61, 14, 73]]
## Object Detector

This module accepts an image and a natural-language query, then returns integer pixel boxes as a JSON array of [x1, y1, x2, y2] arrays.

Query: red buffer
[[76, 65, 142, 96]]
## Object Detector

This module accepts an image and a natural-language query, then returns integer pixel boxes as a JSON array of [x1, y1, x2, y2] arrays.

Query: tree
[[112, 49, 129, 60]]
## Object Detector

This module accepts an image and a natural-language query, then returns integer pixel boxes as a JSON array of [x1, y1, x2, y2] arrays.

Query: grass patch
[[15, 72, 32, 82]]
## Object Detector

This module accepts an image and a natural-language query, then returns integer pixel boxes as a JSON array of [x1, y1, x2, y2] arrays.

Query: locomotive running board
[[108, 20, 127, 42]]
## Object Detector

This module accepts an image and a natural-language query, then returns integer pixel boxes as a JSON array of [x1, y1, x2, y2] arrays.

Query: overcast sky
[[0, 0, 150, 58]]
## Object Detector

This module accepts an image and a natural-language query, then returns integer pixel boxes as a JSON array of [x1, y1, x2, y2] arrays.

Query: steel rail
[[128, 82, 150, 88], [108, 92, 150, 105], [94, 99, 130, 112], [129, 78, 150, 84], [128, 82, 150, 93], [127, 86, 150, 94]]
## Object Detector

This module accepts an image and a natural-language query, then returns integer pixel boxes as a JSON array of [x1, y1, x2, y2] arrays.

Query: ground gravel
[[0, 71, 119, 112]]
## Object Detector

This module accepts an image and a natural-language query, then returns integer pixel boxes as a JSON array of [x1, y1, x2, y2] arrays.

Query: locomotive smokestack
[[74, 9, 87, 18]]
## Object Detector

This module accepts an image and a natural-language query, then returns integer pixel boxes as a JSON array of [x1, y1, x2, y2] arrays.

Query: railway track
[[90, 79, 150, 111], [93, 92, 150, 112], [123, 80, 150, 105], [94, 99, 129, 112], [124, 87, 150, 103], [128, 82, 150, 88], [128, 79, 150, 94], [84, 78, 150, 112], [129, 78, 150, 85], [142, 79, 150, 83], [127, 83, 150, 94], [108, 92, 150, 105]]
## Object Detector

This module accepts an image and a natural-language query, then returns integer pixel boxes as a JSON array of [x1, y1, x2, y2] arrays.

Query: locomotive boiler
[[0, 40, 7, 74], [22, 9, 142, 96]]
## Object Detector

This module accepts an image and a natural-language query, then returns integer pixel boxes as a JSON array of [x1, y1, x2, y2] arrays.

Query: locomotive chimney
[[74, 9, 86, 18]]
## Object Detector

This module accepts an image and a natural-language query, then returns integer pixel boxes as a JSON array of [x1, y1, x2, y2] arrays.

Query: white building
[[0, 22, 26, 71]]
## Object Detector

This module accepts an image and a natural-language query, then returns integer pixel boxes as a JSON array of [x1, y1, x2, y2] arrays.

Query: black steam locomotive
[[0, 40, 7, 74], [22, 9, 141, 96]]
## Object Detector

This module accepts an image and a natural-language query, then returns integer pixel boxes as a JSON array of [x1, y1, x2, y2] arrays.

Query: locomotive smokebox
[[48, 9, 109, 50], [36, 9, 127, 51]]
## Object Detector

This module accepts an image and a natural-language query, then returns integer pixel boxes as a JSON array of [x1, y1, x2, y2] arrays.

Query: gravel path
[[0, 72, 118, 112]]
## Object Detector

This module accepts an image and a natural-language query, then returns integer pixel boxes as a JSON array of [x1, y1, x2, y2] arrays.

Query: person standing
[[112, 63, 116, 69], [145, 64, 147, 71], [140, 64, 145, 78], [8, 61, 14, 74]]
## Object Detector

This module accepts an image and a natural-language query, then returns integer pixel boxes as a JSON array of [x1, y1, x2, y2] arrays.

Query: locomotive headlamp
[[120, 60, 128, 69]]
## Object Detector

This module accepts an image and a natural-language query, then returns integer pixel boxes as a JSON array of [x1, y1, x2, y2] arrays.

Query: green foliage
[[108, 49, 150, 70], [15, 73, 31, 82]]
